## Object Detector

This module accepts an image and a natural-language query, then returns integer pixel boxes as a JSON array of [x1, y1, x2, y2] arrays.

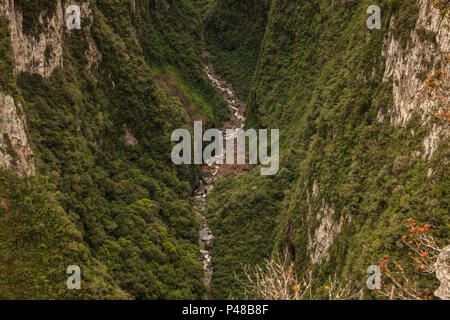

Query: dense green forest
[[0, 0, 448, 300], [205, 0, 449, 299], [0, 0, 228, 299]]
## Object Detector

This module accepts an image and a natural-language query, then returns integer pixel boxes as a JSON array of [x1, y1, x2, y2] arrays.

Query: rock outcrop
[[435, 245, 450, 300], [79, 1, 102, 73], [0, 1, 101, 176], [0, 0, 100, 77], [0, 91, 35, 176], [383, 0, 449, 125], [120, 125, 138, 146], [308, 199, 344, 264]]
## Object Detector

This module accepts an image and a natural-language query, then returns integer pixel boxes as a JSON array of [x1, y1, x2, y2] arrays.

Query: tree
[[237, 249, 359, 300], [418, 53, 450, 123], [376, 218, 449, 300], [433, 0, 449, 17]]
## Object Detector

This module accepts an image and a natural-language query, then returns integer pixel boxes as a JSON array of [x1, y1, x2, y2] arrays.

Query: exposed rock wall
[[79, 1, 102, 72], [308, 199, 344, 264], [120, 125, 138, 146], [423, 123, 444, 159], [383, 0, 449, 125], [382, 0, 449, 158], [0, 91, 35, 176], [0, 0, 64, 77], [306, 182, 344, 264], [0, 0, 100, 77], [435, 245, 450, 300], [0, 1, 101, 176]]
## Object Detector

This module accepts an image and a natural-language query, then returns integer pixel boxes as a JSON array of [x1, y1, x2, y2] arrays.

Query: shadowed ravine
[[194, 52, 248, 298]]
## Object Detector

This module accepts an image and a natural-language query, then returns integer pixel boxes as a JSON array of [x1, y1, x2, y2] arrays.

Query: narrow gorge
[[195, 51, 247, 297], [0, 0, 448, 301]]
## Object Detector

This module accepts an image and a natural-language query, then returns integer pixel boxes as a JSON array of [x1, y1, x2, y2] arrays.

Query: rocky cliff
[[0, 0, 226, 299], [382, 0, 449, 159], [0, 91, 34, 176], [0, 0, 102, 177], [435, 245, 450, 300]]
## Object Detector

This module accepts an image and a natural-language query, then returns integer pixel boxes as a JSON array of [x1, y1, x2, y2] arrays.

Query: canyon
[[0, 0, 448, 300]]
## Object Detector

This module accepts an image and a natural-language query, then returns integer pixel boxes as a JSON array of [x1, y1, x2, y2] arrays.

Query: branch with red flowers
[[375, 218, 448, 300], [417, 53, 450, 123]]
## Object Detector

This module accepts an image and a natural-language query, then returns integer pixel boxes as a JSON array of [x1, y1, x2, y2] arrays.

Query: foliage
[[15, 0, 58, 36], [376, 218, 448, 300], [204, 0, 449, 299], [0, 17, 14, 91], [418, 53, 450, 123], [0, 172, 130, 299], [204, 0, 270, 100], [0, 0, 230, 299], [238, 249, 358, 300]]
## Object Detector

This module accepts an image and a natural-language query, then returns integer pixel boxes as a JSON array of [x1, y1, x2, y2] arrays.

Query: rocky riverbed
[[194, 52, 248, 297]]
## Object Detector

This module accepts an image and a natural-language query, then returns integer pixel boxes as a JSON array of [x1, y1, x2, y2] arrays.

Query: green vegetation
[[192, 0, 217, 21], [205, 0, 270, 100], [0, 0, 229, 299], [205, 0, 448, 299], [0, 17, 14, 91], [0, 0, 448, 300], [15, 0, 58, 36], [0, 172, 129, 299]]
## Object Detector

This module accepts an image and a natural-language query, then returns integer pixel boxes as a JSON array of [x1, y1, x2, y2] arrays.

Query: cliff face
[[0, 0, 101, 177], [383, 0, 449, 125], [0, 0, 63, 77], [307, 199, 344, 264], [435, 245, 450, 300], [0, 91, 34, 176], [0, 0, 100, 77], [205, 0, 449, 299], [0, 0, 227, 299], [382, 0, 449, 159]]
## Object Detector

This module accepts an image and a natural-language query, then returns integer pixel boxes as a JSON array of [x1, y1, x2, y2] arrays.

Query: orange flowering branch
[[376, 218, 448, 300], [417, 53, 450, 123], [237, 249, 359, 300]]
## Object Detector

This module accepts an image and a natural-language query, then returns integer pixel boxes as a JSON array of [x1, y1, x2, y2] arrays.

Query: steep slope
[[0, 0, 448, 301], [206, 0, 449, 299], [0, 0, 227, 299], [204, 0, 270, 100]]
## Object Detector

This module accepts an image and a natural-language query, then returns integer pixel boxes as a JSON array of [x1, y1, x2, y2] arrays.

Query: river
[[194, 51, 247, 298]]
